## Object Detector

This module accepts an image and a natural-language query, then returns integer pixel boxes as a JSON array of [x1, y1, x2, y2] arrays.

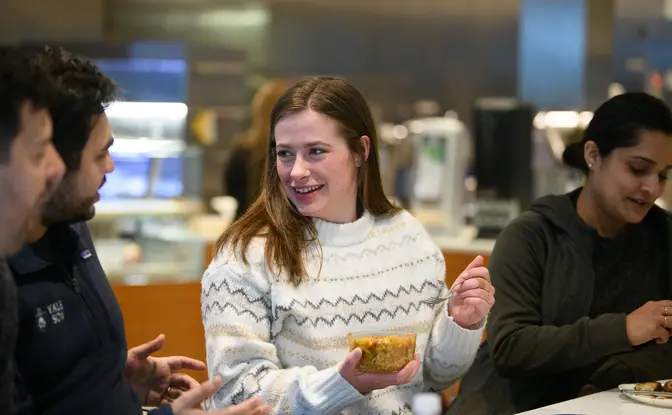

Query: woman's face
[[274, 109, 362, 223], [590, 130, 672, 224]]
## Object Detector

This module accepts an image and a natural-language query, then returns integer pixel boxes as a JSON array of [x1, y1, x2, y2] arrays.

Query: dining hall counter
[[515, 388, 672, 414], [110, 232, 496, 384]]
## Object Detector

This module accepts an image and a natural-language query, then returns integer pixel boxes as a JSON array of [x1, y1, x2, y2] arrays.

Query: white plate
[[619, 380, 672, 409]]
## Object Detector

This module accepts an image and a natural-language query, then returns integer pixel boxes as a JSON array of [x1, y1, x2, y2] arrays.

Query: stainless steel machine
[[405, 115, 471, 236], [471, 101, 589, 237]]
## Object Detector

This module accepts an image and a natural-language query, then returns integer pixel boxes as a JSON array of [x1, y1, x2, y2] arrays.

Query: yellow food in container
[[347, 331, 416, 373]]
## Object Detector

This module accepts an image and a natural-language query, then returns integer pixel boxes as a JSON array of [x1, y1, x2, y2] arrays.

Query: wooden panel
[[440, 251, 490, 409], [112, 282, 209, 383], [443, 251, 490, 287]]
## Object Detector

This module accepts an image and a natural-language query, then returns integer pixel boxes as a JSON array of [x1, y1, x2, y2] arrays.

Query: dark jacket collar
[[9, 223, 87, 275]]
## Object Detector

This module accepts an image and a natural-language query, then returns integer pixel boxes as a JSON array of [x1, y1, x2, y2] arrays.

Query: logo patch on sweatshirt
[[35, 300, 65, 332], [80, 249, 92, 260]]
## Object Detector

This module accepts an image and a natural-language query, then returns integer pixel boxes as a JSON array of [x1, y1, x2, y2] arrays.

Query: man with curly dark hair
[[0, 46, 65, 415], [0, 47, 64, 256], [8, 47, 271, 415]]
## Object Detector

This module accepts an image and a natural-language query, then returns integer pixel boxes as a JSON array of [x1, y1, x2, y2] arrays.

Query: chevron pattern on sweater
[[279, 280, 442, 311], [282, 302, 427, 328], [314, 253, 440, 282], [202, 301, 270, 324], [310, 234, 422, 263], [389, 404, 413, 415], [202, 278, 271, 308], [228, 365, 267, 405]]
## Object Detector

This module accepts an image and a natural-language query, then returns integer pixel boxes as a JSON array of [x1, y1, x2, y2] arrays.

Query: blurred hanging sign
[[191, 109, 217, 145]]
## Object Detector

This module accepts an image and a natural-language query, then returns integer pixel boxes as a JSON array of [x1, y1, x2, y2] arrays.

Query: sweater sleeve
[[201, 257, 363, 415], [486, 214, 633, 378], [422, 249, 484, 391]]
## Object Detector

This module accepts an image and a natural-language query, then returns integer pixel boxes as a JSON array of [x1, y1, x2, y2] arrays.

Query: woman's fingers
[[451, 267, 491, 291]]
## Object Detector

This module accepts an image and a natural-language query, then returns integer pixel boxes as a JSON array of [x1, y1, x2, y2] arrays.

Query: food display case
[[90, 100, 206, 284], [14, 42, 252, 381]]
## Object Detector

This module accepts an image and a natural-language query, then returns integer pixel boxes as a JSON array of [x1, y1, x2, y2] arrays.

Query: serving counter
[[516, 389, 672, 415]]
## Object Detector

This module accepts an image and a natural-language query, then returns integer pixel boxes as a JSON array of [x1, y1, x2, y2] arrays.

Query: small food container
[[347, 331, 416, 373]]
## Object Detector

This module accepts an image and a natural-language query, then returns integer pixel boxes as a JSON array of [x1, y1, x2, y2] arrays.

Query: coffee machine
[[405, 115, 471, 236]]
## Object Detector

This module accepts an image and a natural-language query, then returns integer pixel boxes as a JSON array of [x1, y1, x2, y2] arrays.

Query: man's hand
[[171, 377, 271, 415], [125, 334, 206, 406]]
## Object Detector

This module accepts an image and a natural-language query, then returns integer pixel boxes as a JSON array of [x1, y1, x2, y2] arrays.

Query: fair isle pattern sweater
[[201, 210, 484, 415]]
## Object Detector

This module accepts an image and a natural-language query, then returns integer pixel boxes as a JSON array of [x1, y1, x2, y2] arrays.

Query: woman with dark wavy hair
[[449, 92, 672, 414]]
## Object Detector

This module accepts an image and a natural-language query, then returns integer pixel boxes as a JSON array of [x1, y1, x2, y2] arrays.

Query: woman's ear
[[360, 135, 371, 162], [583, 140, 600, 169]]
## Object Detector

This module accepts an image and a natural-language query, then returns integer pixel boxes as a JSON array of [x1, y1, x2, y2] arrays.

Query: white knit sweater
[[201, 210, 484, 415]]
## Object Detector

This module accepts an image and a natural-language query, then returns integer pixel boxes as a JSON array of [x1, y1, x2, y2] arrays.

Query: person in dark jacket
[[0, 47, 65, 256], [224, 80, 287, 219], [8, 47, 271, 415], [0, 46, 65, 415], [447, 92, 672, 415]]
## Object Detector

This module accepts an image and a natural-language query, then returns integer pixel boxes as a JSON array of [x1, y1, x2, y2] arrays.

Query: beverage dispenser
[[406, 116, 471, 236]]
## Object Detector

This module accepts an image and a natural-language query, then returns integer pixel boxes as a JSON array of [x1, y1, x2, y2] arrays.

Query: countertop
[[430, 227, 496, 255], [516, 389, 672, 415]]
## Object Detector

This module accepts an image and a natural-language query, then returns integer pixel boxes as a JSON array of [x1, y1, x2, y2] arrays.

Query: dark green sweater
[[447, 189, 672, 414]]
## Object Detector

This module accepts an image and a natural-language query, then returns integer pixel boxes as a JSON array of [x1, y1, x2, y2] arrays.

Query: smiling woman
[[202, 76, 492, 414], [448, 92, 672, 415], [216, 76, 399, 284], [274, 110, 364, 224], [561, 92, 672, 234]]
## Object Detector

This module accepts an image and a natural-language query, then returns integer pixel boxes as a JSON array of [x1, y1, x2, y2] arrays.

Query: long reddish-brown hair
[[215, 76, 400, 285]]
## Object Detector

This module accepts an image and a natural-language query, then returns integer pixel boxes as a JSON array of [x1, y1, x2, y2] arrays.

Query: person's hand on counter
[[448, 255, 495, 329], [171, 377, 271, 415], [125, 333, 207, 406]]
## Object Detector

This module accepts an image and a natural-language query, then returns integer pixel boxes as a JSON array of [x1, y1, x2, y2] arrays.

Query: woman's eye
[[629, 166, 647, 176], [310, 148, 325, 156], [277, 150, 292, 158]]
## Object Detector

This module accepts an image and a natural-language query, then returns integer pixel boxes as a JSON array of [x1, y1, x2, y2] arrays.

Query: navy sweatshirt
[[9, 222, 173, 415]]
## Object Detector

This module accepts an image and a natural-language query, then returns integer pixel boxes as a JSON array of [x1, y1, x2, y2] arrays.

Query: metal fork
[[420, 290, 453, 307]]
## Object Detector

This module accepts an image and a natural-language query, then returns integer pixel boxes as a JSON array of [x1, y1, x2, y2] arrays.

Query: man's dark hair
[[35, 47, 119, 171], [0, 47, 54, 163]]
